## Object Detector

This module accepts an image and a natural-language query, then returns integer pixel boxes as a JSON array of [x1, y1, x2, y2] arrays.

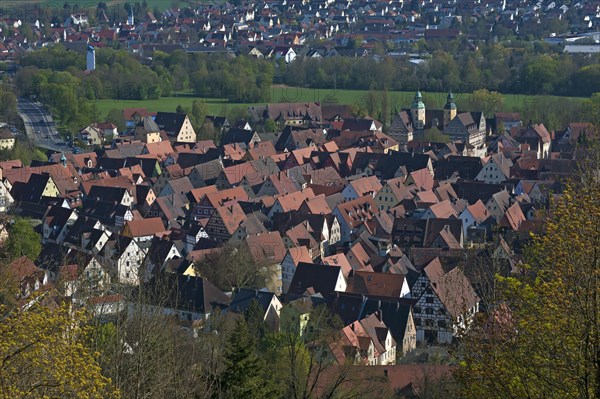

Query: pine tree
[[220, 318, 278, 398]]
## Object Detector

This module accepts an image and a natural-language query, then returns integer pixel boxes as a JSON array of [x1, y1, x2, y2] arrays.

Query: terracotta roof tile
[[124, 217, 166, 237], [348, 175, 383, 198]]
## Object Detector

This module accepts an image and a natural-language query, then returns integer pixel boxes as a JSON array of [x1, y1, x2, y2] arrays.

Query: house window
[[426, 308, 433, 315], [426, 297, 434, 303]]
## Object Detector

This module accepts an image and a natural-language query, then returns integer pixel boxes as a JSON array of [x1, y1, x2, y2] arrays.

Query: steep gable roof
[[245, 231, 287, 263], [345, 271, 407, 299], [124, 217, 166, 237], [153, 112, 188, 134], [288, 262, 343, 297], [150, 274, 230, 314], [347, 175, 382, 197], [426, 263, 479, 318], [213, 203, 247, 235], [500, 201, 525, 231], [334, 196, 377, 229], [464, 200, 491, 223]]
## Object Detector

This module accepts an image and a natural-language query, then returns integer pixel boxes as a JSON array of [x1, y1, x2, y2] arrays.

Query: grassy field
[[92, 86, 588, 118]]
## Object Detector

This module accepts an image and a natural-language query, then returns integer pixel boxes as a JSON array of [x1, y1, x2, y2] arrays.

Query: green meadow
[[92, 86, 588, 119]]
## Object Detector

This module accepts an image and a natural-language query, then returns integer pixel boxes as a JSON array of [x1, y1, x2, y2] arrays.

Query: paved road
[[18, 99, 68, 152]]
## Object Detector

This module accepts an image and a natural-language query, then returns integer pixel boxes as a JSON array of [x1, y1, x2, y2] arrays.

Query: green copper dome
[[411, 91, 425, 109], [444, 91, 456, 110]]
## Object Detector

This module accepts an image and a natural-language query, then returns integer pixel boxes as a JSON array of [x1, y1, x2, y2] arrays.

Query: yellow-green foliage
[[457, 169, 600, 398], [0, 298, 120, 399]]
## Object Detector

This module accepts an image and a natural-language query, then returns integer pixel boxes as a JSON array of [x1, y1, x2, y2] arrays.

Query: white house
[[341, 175, 382, 202], [475, 153, 512, 184], [458, 200, 491, 236], [281, 246, 312, 294]]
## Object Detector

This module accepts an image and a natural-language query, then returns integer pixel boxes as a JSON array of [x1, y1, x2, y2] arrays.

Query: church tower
[[443, 91, 457, 128], [410, 91, 426, 130]]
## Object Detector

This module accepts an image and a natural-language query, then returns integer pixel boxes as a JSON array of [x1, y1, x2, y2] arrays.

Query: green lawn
[[93, 86, 588, 119]]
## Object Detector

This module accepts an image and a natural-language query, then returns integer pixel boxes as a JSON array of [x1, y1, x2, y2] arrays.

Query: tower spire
[[443, 90, 457, 128], [410, 90, 426, 130]]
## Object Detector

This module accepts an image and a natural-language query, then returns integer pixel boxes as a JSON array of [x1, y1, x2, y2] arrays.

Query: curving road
[[18, 99, 68, 152]]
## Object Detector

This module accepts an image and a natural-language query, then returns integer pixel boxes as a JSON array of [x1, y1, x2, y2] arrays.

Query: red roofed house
[[281, 246, 313, 294], [499, 201, 526, 231], [245, 231, 287, 293], [411, 258, 479, 344], [192, 186, 249, 220], [420, 200, 457, 220], [267, 188, 315, 219], [5, 256, 49, 299], [122, 217, 166, 242], [204, 203, 247, 242], [332, 196, 377, 243], [459, 199, 492, 236], [342, 175, 383, 201], [330, 312, 397, 366]]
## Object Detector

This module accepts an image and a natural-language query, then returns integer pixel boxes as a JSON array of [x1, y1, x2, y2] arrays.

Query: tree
[[2, 218, 42, 263], [350, 103, 368, 118], [348, 36, 363, 49], [456, 147, 600, 398], [263, 119, 278, 132], [198, 121, 218, 142], [87, 269, 240, 399], [582, 93, 600, 127], [190, 100, 208, 130], [0, 85, 18, 123], [194, 242, 271, 291], [520, 55, 561, 94], [380, 88, 390, 130], [278, 305, 351, 399], [0, 297, 119, 398], [467, 89, 504, 117], [105, 108, 126, 133], [423, 127, 450, 143], [221, 317, 279, 398], [571, 65, 600, 97], [362, 88, 379, 118]]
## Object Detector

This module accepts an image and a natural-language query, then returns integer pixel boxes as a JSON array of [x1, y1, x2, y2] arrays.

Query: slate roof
[[328, 292, 415, 344], [451, 182, 511, 205], [288, 262, 343, 297], [435, 155, 483, 180], [154, 112, 188, 134], [221, 127, 257, 145], [87, 186, 129, 203], [228, 287, 278, 315], [146, 274, 230, 314]]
